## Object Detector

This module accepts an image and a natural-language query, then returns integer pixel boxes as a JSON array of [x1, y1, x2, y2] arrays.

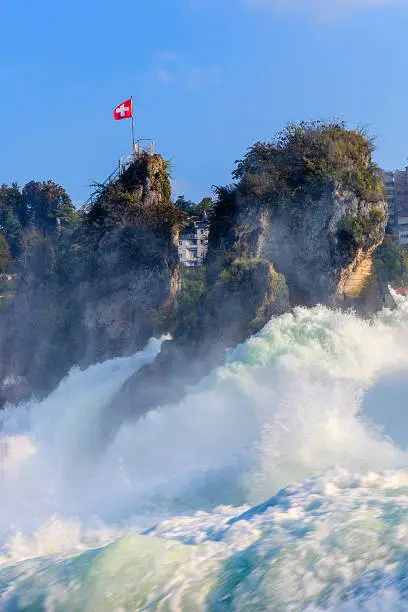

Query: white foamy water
[[1, 298, 408, 610]]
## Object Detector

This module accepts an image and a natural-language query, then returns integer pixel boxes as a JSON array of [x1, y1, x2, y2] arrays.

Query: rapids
[[1, 297, 408, 610]]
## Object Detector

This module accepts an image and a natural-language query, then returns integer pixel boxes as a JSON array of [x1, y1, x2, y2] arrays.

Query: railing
[[80, 139, 155, 212], [180, 233, 197, 241], [80, 162, 124, 212], [134, 139, 154, 156]]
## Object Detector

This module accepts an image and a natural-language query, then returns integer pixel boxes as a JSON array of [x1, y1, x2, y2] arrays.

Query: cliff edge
[[207, 120, 390, 314], [0, 152, 182, 403]]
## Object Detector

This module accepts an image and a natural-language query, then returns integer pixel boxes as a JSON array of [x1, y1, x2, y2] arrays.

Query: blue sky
[[1, 0, 408, 205]]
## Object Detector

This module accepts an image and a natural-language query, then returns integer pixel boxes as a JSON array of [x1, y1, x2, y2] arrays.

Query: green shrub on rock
[[233, 120, 384, 206]]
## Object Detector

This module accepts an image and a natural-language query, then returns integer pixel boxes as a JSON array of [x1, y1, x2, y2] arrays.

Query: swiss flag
[[113, 98, 133, 120]]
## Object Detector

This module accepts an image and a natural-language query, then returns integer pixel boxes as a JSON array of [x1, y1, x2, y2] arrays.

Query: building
[[382, 170, 395, 228], [178, 219, 209, 267], [383, 167, 408, 245]]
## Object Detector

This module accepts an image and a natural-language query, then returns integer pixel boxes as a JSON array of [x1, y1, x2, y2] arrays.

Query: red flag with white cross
[[113, 98, 133, 120]]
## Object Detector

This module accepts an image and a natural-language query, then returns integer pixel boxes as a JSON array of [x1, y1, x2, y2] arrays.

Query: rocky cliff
[[207, 121, 391, 314], [0, 152, 182, 403], [0, 121, 394, 421], [75, 152, 182, 366], [108, 121, 392, 429], [211, 183, 389, 312]]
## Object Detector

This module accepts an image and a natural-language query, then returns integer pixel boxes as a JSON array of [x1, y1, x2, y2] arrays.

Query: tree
[[374, 236, 408, 287], [197, 197, 214, 215], [0, 183, 28, 226], [174, 195, 197, 216], [0, 234, 11, 273], [0, 184, 24, 257], [233, 120, 384, 204], [22, 180, 79, 236], [175, 195, 214, 219]]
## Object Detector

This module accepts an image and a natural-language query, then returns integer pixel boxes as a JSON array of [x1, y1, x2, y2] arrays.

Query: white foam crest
[[2, 467, 408, 610], [0, 337, 164, 532], [96, 303, 408, 508], [0, 515, 122, 567], [2, 301, 408, 558]]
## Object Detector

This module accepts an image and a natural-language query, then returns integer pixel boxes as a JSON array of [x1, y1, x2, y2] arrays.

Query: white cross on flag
[[113, 98, 133, 120]]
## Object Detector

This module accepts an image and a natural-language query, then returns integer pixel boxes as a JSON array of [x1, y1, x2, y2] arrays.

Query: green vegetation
[[340, 206, 386, 246], [207, 121, 387, 295], [171, 266, 206, 337], [0, 181, 79, 268], [174, 195, 214, 217], [86, 153, 182, 232], [198, 256, 289, 342], [150, 156, 173, 202], [0, 234, 11, 273], [233, 120, 384, 205], [22, 181, 79, 236], [218, 257, 265, 289], [269, 265, 289, 303], [216, 257, 287, 306], [374, 236, 408, 287]]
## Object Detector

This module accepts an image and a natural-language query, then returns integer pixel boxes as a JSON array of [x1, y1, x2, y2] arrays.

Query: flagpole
[[131, 96, 135, 155]]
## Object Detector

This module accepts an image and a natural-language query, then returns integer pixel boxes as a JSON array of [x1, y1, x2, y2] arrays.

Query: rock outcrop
[[0, 152, 182, 403], [206, 122, 392, 314], [212, 183, 389, 312], [76, 153, 182, 366], [108, 122, 392, 428], [0, 121, 394, 423]]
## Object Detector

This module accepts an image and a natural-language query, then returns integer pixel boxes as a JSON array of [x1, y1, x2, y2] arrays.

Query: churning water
[[2, 297, 408, 610]]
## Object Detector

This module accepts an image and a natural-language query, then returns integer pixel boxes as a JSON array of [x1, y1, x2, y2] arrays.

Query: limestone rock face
[[338, 252, 374, 300], [0, 153, 181, 402], [73, 154, 182, 366], [198, 259, 289, 347], [209, 182, 389, 312]]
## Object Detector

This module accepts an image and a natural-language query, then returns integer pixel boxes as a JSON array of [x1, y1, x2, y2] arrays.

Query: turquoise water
[[2, 300, 408, 610]]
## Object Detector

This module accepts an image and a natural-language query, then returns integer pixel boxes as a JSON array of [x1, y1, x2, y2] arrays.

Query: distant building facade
[[382, 171, 395, 228], [178, 219, 209, 267], [383, 167, 408, 245]]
